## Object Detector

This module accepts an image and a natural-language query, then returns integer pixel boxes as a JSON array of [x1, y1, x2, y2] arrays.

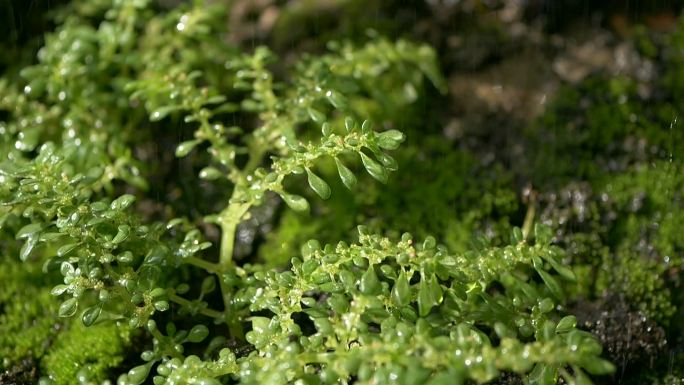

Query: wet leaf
[[280, 193, 309, 212], [335, 158, 357, 189], [360, 153, 387, 183], [175, 139, 201, 157], [58, 298, 78, 317], [306, 168, 331, 200]]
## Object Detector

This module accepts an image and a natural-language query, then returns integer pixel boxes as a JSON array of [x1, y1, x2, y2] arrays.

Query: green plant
[[520, 23, 684, 382], [0, 1, 616, 384]]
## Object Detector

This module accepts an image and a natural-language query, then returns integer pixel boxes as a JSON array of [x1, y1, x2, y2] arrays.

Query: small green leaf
[[250, 317, 271, 334], [57, 243, 79, 257], [175, 139, 201, 157], [60, 262, 75, 276], [201, 276, 216, 294], [377, 153, 398, 171], [302, 259, 318, 276], [547, 257, 577, 282], [19, 237, 38, 261], [376, 129, 404, 150], [391, 271, 411, 306], [51, 284, 69, 296], [321, 122, 332, 137], [360, 153, 388, 183], [361, 119, 372, 133], [91, 201, 108, 211], [537, 269, 564, 300], [308, 107, 326, 124], [313, 317, 333, 334], [154, 301, 169, 311], [556, 315, 577, 333], [580, 358, 615, 375], [187, 324, 210, 343], [301, 239, 320, 259], [512, 227, 524, 243], [359, 266, 381, 295], [112, 225, 131, 244], [127, 364, 151, 385], [494, 322, 515, 339], [534, 223, 553, 244], [538, 297, 554, 313], [344, 117, 355, 132], [280, 193, 309, 212], [422, 236, 436, 250], [328, 294, 349, 314], [428, 276, 443, 306], [338, 270, 356, 290], [82, 305, 102, 326], [149, 106, 178, 121], [58, 298, 78, 317], [418, 280, 433, 317], [199, 167, 223, 180], [306, 168, 331, 200], [111, 194, 136, 210], [335, 158, 356, 189], [528, 363, 556, 385], [15, 223, 42, 240], [325, 90, 346, 109]]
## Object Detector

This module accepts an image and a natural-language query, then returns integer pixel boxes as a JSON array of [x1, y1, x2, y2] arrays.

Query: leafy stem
[[168, 293, 223, 319], [218, 201, 251, 269]]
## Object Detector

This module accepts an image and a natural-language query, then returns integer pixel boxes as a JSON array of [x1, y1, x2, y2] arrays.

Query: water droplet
[[177, 14, 188, 31]]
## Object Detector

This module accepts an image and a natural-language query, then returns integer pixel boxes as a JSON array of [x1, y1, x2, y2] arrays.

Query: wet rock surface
[[573, 294, 667, 374], [0, 358, 39, 385]]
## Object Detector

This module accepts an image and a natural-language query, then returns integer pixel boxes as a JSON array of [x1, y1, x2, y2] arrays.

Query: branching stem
[[169, 293, 223, 319]]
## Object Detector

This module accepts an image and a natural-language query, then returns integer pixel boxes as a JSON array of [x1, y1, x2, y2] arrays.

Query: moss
[[521, 23, 684, 383], [0, 258, 60, 370], [41, 322, 131, 385], [528, 75, 681, 186]]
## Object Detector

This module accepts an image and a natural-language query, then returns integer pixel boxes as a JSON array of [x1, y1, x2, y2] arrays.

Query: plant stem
[[218, 202, 250, 269], [186, 256, 219, 273], [243, 144, 266, 175], [215, 199, 250, 340], [169, 293, 223, 319], [521, 199, 536, 241]]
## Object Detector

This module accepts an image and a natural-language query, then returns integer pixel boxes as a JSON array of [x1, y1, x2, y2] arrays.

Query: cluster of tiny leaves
[[257, 137, 519, 266], [0, 143, 207, 331], [142, 226, 612, 385]]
